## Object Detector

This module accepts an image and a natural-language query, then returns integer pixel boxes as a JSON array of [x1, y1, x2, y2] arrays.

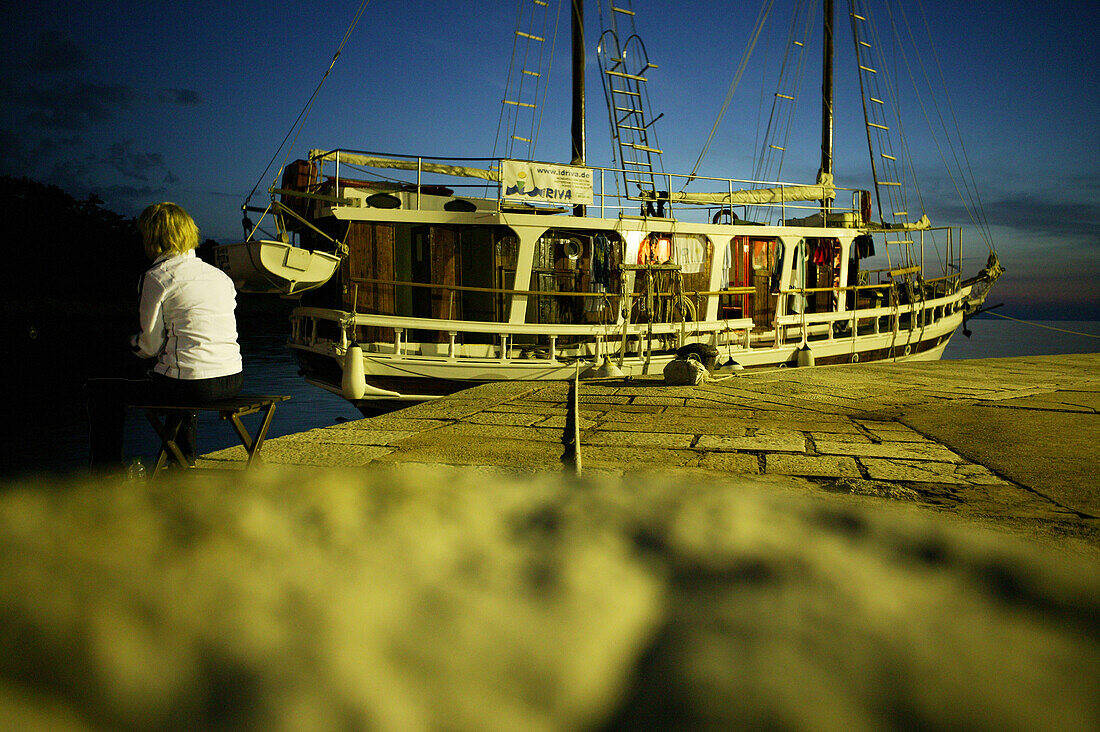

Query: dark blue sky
[[2, 0, 1097, 318]]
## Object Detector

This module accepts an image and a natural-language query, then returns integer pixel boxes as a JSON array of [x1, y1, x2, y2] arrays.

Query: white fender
[[341, 343, 367, 400]]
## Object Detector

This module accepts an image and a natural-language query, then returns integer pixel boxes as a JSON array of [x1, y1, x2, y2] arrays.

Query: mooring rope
[[985, 311, 1100, 339]]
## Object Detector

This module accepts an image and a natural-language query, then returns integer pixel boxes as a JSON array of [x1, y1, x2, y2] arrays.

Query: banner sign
[[501, 160, 593, 206]]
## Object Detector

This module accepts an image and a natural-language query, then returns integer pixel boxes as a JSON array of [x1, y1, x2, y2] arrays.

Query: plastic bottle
[[127, 458, 147, 482]]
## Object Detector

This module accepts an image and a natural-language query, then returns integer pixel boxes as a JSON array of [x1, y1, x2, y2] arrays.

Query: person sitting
[[86, 202, 243, 472]]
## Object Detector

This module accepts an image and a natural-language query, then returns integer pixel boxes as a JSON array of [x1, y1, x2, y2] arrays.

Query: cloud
[[21, 81, 140, 131], [27, 31, 90, 73], [159, 88, 202, 105], [951, 194, 1100, 247], [107, 140, 168, 182], [3, 33, 203, 133]]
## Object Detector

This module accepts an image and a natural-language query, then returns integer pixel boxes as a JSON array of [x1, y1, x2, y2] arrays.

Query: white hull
[[290, 279, 975, 407]]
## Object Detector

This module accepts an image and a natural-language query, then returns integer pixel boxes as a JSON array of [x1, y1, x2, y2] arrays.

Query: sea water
[[3, 317, 1096, 479], [942, 317, 1100, 360]]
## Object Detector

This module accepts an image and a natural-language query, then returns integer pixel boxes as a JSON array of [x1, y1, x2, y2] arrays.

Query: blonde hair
[[138, 202, 200, 259]]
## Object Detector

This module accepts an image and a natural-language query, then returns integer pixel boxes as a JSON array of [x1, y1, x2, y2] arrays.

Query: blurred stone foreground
[[0, 466, 1097, 731]]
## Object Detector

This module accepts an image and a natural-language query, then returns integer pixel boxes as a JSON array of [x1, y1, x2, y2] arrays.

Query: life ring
[[712, 208, 736, 225]]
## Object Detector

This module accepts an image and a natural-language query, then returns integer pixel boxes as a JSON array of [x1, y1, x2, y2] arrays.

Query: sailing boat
[[219, 0, 1003, 412]]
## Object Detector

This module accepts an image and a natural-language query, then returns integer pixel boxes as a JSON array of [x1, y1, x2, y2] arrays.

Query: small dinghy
[[214, 240, 339, 296]]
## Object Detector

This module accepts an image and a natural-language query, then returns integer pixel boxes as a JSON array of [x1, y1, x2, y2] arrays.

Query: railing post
[[416, 158, 422, 210], [447, 331, 457, 358], [394, 327, 404, 355], [600, 169, 605, 218], [549, 335, 558, 363]]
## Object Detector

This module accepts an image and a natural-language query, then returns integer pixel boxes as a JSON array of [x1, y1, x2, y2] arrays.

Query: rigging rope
[[686, 0, 775, 186], [750, 0, 815, 191], [244, 0, 372, 212]]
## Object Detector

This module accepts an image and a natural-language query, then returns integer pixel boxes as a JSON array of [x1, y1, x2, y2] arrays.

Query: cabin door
[[807, 238, 841, 312], [411, 225, 457, 341], [723, 236, 777, 328]]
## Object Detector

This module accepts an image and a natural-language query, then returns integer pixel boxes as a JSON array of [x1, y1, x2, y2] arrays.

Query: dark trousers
[[86, 371, 243, 470]]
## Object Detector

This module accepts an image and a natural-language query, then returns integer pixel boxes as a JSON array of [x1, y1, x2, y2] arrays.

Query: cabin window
[[342, 222, 518, 344], [627, 233, 712, 325], [527, 230, 621, 331]]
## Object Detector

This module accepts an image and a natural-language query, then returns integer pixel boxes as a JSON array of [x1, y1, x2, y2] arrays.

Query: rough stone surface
[[766, 454, 863, 478], [183, 354, 1100, 559], [697, 429, 807, 453], [0, 469, 1096, 731]]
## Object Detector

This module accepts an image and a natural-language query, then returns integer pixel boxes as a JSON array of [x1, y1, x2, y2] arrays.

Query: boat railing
[[307, 148, 861, 225], [292, 274, 969, 364]]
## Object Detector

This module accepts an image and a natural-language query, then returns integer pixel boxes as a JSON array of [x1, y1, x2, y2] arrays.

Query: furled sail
[[870, 214, 931, 231], [641, 172, 836, 205], [308, 150, 499, 182]]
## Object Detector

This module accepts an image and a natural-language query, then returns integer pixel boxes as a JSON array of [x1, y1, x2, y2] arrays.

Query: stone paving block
[[816, 440, 963, 463], [595, 419, 747, 436], [610, 386, 690, 397], [809, 432, 872, 444], [523, 385, 571, 402], [434, 423, 565, 442], [631, 396, 688, 406], [856, 421, 934, 442], [753, 418, 862, 433], [581, 447, 700, 470], [538, 415, 598, 430], [373, 434, 563, 469], [490, 404, 570, 415], [684, 391, 749, 406], [680, 398, 754, 414], [982, 394, 1098, 413], [203, 440, 396, 468], [455, 380, 544, 401], [585, 431, 696, 449], [498, 406, 607, 421], [580, 385, 626, 396], [860, 458, 970, 484], [696, 429, 806, 453], [697, 452, 761, 474], [280, 428, 417, 446], [465, 412, 549, 427], [953, 463, 1013, 486], [393, 399, 491, 420], [766, 454, 862, 478], [332, 417, 452, 432], [579, 395, 633, 405], [607, 405, 668, 414], [648, 406, 746, 420]]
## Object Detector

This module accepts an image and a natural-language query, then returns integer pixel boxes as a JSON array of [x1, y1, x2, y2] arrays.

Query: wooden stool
[[130, 395, 289, 477]]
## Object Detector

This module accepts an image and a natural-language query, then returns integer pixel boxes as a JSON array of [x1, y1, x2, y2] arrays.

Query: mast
[[819, 0, 834, 214], [571, 0, 586, 215]]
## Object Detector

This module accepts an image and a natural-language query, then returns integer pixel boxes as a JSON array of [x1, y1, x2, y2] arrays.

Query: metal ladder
[[597, 25, 664, 200]]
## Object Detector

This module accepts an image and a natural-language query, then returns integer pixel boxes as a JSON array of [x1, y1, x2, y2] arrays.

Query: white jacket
[[131, 250, 243, 379]]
